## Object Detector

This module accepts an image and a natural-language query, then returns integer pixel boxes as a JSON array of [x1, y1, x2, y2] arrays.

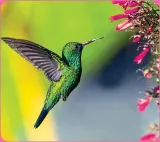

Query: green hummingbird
[[1, 36, 104, 128]]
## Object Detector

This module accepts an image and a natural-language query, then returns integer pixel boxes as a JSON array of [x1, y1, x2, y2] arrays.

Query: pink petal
[[116, 20, 133, 31], [110, 14, 128, 21], [154, 0, 160, 6], [133, 35, 141, 43], [124, 8, 139, 14], [145, 72, 152, 79], [137, 96, 152, 112], [134, 48, 149, 64], [111, 0, 126, 5], [110, 0, 142, 9], [137, 104, 147, 112], [140, 133, 156, 142], [141, 69, 152, 79], [128, 1, 139, 7]]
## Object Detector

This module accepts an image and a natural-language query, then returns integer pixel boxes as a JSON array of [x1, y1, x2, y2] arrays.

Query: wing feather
[[1, 37, 64, 82]]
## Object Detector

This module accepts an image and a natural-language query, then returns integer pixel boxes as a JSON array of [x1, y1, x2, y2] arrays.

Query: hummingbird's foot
[[62, 96, 67, 101]]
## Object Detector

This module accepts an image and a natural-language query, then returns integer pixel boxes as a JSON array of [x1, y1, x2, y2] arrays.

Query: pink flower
[[134, 48, 149, 64], [145, 72, 152, 79], [110, 14, 128, 22], [140, 133, 156, 142], [116, 20, 133, 31], [137, 96, 152, 112], [133, 35, 141, 43], [154, 0, 160, 7], [124, 8, 139, 14]]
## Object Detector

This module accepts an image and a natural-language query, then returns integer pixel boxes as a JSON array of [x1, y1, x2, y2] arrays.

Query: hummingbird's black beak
[[82, 37, 104, 46]]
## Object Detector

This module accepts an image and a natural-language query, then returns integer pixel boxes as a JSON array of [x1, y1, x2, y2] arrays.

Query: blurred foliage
[[2, 1, 131, 77], [1, 1, 130, 141]]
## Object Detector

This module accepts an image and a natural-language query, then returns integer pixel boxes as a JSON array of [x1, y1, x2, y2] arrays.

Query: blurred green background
[[1, 1, 130, 141]]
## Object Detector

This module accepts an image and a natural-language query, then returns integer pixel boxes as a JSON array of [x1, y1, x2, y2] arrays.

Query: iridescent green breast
[[61, 66, 82, 94]]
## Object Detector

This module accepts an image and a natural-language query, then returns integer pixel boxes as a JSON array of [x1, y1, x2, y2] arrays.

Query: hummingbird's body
[[45, 64, 82, 109], [1, 37, 103, 128]]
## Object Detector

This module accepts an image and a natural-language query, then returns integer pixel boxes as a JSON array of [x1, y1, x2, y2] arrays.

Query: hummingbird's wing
[[1, 37, 64, 82]]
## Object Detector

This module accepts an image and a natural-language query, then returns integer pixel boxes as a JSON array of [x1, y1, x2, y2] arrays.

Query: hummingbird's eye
[[75, 44, 81, 50]]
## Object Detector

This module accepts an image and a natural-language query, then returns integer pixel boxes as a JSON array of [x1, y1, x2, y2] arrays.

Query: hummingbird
[[1, 36, 104, 128]]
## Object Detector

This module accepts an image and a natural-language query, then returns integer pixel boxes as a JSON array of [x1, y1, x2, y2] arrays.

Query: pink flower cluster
[[110, 0, 159, 110], [110, 0, 160, 141], [110, 0, 159, 64]]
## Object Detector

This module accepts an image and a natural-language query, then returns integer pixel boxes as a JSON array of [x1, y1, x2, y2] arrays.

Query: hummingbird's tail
[[34, 82, 61, 128], [34, 108, 49, 129]]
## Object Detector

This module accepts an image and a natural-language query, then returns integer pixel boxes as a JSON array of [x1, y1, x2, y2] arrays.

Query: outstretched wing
[[1, 37, 64, 82]]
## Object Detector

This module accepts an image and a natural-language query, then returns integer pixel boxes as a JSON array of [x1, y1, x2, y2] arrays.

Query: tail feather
[[34, 108, 49, 129]]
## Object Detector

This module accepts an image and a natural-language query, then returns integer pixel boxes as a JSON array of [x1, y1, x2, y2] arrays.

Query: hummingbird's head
[[62, 37, 104, 66], [62, 42, 83, 57]]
